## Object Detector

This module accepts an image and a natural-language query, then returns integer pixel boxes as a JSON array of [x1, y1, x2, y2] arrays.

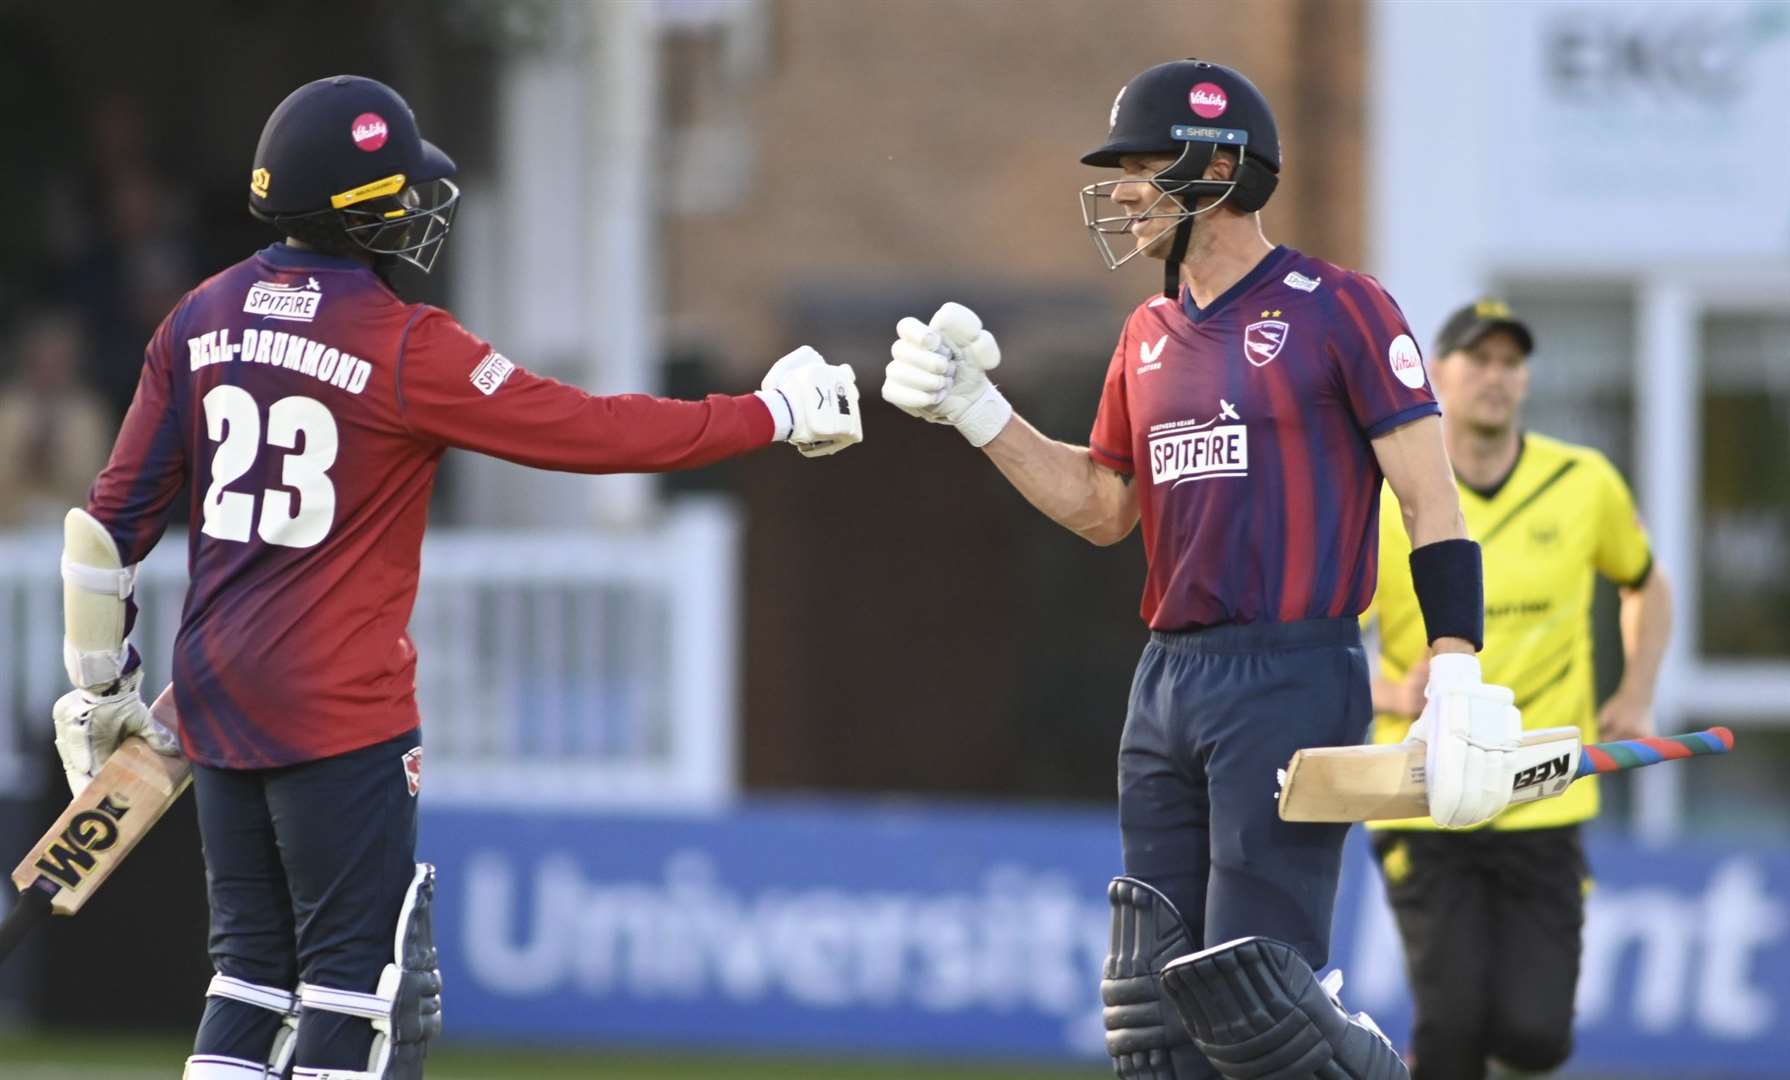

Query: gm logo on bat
[[33, 795, 132, 891], [1512, 755, 1572, 792]]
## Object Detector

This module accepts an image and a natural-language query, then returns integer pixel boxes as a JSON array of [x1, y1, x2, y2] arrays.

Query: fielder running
[[883, 59, 1543, 1080], [51, 75, 860, 1079], [1365, 300, 1673, 1080]]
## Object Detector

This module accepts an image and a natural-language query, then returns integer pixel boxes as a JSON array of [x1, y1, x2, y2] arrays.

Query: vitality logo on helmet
[[351, 112, 389, 152], [1078, 59, 1282, 295], [248, 76, 460, 275], [1188, 82, 1228, 118]]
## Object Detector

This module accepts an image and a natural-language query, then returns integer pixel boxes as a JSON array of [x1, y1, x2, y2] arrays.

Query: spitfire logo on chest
[[1244, 310, 1289, 367], [1148, 400, 1248, 487]]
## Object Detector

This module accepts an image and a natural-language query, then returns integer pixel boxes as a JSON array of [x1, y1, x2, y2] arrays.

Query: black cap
[[1081, 59, 1281, 173], [1433, 298, 1535, 358], [249, 75, 455, 218]]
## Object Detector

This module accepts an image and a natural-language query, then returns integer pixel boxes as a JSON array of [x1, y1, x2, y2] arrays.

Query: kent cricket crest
[[1245, 310, 1288, 367]]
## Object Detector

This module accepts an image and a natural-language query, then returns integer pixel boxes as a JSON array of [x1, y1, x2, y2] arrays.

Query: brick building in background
[[661, 0, 1368, 383]]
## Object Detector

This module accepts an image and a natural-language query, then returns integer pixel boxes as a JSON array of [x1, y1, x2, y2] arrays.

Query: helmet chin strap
[[1163, 215, 1194, 300]]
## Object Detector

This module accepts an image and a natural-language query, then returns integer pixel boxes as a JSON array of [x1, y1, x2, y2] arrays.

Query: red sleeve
[[1088, 320, 1134, 475], [88, 308, 189, 565], [394, 308, 774, 473], [1327, 274, 1440, 439]]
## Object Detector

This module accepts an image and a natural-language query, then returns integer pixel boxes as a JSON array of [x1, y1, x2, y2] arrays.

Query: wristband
[[1409, 538, 1484, 651], [956, 385, 1013, 448], [752, 389, 795, 442]]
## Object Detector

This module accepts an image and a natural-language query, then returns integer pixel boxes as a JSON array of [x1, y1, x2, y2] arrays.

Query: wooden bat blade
[[1278, 742, 1428, 823], [11, 690, 191, 917]]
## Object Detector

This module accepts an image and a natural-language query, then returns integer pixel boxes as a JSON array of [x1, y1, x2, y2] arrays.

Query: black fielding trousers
[[1372, 825, 1588, 1080]]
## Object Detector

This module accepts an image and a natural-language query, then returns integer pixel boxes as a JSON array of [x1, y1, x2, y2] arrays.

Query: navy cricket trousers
[[191, 728, 421, 1069], [1118, 618, 1371, 971]]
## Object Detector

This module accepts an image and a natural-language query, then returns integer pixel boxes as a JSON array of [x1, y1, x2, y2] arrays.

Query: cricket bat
[[1277, 726, 1734, 823], [0, 686, 191, 965]]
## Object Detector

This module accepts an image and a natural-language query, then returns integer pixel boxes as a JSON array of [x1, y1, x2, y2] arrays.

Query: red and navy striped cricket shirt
[[1089, 246, 1439, 631], [89, 243, 773, 769]]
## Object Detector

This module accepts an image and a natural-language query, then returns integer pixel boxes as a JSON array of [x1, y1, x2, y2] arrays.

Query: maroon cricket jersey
[[1088, 246, 1439, 631], [89, 243, 773, 768]]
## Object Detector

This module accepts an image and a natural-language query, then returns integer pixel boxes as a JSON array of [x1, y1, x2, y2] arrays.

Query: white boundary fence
[[0, 499, 740, 808]]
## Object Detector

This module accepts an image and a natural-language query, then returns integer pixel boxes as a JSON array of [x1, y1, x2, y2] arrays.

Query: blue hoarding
[[423, 799, 1790, 1075]]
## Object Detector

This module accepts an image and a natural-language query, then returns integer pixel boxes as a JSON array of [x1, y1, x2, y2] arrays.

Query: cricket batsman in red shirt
[[48, 75, 861, 1079]]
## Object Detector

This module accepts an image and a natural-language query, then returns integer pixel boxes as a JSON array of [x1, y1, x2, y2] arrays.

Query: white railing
[[0, 500, 740, 808]]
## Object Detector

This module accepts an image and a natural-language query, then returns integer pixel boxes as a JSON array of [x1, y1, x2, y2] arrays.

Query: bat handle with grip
[[1575, 726, 1735, 778], [0, 880, 56, 967]]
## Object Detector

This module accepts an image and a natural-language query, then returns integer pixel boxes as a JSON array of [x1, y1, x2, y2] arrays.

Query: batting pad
[[1160, 936, 1407, 1080]]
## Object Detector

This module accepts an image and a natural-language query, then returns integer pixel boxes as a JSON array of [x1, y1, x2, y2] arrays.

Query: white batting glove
[[756, 346, 863, 458], [52, 670, 179, 796], [882, 302, 1013, 447], [1408, 653, 1523, 829]]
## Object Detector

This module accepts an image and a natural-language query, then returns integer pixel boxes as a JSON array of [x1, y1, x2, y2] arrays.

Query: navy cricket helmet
[[249, 75, 459, 273], [1079, 60, 1281, 295]]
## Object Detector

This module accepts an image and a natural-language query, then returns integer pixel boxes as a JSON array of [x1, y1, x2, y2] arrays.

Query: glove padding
[[882, 302, 1013, 447], [1409, 652, 1523, 829], [758, 346, 862, 458], [52, 670, 179, 796]]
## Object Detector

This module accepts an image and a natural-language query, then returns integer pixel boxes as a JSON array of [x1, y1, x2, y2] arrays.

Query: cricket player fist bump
[[757, 346, 864, 457], [1411, 652, 1523, 828], [882, 302, 1013, 447]]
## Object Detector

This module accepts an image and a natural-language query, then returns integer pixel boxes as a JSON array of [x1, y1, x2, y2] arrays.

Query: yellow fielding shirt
[[1366, 432, 1652, 831]]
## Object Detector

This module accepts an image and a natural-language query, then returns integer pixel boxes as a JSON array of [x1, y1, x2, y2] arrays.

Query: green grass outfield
[[0, 1030, 1095, 1079]]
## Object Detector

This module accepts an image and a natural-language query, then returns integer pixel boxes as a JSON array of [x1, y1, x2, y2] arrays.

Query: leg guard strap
[[300, 982, 392, 1021], [208, 974, 298, 1015], [186, 975, 300, 1079], [1161, 936, 1407, 1080], [183, 1056, 277, 1079]]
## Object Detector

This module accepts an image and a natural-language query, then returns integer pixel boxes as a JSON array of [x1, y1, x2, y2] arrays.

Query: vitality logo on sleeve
[[1388, 334, 1425, 389]]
